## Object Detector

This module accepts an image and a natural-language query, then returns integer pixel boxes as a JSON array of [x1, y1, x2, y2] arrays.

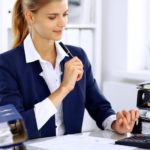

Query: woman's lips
[[53, 28, 64, 32]]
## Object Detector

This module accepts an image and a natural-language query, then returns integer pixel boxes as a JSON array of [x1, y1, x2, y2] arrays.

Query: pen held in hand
[[136, 119, 139, 126], [59, 42, 74, 58], [59, 41, 83, 82]]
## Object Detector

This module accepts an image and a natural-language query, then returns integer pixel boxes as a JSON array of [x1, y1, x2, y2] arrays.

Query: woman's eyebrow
[[46, 10, 69, 15], [47, 13, 59, 16]]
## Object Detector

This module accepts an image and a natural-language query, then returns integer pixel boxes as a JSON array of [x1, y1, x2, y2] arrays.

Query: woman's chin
[[54, 36, 62, 41]]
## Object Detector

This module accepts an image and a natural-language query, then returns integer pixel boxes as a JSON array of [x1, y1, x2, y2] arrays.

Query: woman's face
[[29, 0, 68, 41]]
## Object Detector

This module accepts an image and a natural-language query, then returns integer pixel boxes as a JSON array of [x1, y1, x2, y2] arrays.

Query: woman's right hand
[[60, 56, 84, 93], [48, 57, 84, 107]]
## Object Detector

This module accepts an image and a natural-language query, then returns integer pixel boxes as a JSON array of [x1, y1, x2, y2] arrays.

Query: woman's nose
[[57, 16, 67, 27]]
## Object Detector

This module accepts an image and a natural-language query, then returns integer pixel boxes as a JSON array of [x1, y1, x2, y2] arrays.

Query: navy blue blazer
[[0, 44, 115, 139]]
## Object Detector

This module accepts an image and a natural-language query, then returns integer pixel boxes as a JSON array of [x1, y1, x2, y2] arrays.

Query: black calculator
[[115, 134, 150, 149]]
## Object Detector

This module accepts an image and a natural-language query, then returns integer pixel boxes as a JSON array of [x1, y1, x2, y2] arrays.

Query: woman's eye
[[63, 13, 69, 17], [48, 16, 56, 20], [48, 13, 68, 20]]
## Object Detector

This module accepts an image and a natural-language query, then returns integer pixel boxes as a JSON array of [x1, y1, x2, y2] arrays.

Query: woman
[[0, 0, 138, 139]]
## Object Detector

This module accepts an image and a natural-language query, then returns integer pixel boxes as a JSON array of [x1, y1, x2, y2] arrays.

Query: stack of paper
[[28, 133, 136, 150], [0, 104, 27, 148], [0, 122, 13, 147]]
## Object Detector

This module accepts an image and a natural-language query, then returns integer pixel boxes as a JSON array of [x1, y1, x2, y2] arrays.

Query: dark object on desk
[[117, 82, 150, 149], [0, 104, 28, 149], [132, 118, 142, 134], [115, 134, 150, 149], [132, 82, 150, 134], [115, 82, 150, 149], [137, 81, 150, 110]]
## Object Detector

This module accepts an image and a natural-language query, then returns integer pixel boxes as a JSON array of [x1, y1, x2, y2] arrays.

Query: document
[[28, 132, 136, 150], [0, 122, 13, 146]]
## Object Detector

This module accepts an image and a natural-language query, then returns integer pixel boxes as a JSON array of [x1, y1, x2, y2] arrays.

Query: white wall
[[0, 0, 15, 53], [101, 0, 147, 111], [101, 0, 150, 82], [103, 81, 137, 112], [127, 0, 147, 71], [101, 0, 139, 111], [101, 0, 128, 82]]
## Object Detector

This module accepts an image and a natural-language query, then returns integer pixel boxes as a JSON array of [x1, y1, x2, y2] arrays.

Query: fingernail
[[136, 120, 139, 125], [127, 126, 130, 130]]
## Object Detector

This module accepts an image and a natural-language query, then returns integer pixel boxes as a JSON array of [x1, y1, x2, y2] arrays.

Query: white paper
[[28, 133, 136, 150], [0, 122, 13, 146]]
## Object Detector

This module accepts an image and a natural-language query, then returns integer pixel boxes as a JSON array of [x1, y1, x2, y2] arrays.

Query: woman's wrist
[[111, 120, 117, 131], [59, 85, 70, 95], [47, 85, 70, 107], [59, 82, 75, 94]]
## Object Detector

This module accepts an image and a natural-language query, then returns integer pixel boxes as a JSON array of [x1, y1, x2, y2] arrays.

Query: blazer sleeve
[[0, 65, 40, 139], [80, 49, 116, 129]]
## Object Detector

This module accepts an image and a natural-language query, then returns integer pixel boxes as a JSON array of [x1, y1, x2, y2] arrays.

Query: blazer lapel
[[30, 60, 43, 75], [29, 60, 51, 101]]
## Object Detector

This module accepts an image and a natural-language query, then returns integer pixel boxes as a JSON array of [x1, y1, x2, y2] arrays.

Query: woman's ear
[[24, 10, 35, 25]]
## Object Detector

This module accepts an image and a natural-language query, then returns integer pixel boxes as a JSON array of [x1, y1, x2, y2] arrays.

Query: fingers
[[116, 110, 139, 130], [114, 110, 139, 134], [66, 57, 84, 81], [71, 57, 84, 81], [116, 112, 130, 130], [130, 110, 135, 121], [118, 110, 139, 122], [123, 111, 131, 123], [61, 56, 84, 92], [70, 57, 83, 67], [135, 110, 139, 120], [129, 109, 139, 122]]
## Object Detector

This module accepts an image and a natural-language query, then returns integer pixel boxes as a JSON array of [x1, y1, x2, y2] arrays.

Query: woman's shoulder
[[0, 45, 25, 65], [0, 45, 24, 57]]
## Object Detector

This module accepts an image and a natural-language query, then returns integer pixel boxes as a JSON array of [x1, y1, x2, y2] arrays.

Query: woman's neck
[[31, 34, 57, 67]]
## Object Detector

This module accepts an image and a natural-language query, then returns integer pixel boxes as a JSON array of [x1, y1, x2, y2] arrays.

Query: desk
[[24, 130, 145, 150]]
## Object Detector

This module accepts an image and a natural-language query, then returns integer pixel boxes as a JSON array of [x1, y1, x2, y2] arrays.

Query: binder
[[0, 104, 27, 148]]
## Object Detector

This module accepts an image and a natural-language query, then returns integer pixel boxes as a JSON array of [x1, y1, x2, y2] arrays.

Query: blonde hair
[[12, 0, 62, 48]]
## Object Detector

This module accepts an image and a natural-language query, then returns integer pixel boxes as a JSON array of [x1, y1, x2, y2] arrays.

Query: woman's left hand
[[111, 110, 139, 134]]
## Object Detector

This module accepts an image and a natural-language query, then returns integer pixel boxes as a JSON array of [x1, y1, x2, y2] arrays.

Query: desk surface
[[24, 130, 145, 150]]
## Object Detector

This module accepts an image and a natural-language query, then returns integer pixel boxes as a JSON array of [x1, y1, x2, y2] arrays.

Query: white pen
[[136, 119, 139, 125]]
